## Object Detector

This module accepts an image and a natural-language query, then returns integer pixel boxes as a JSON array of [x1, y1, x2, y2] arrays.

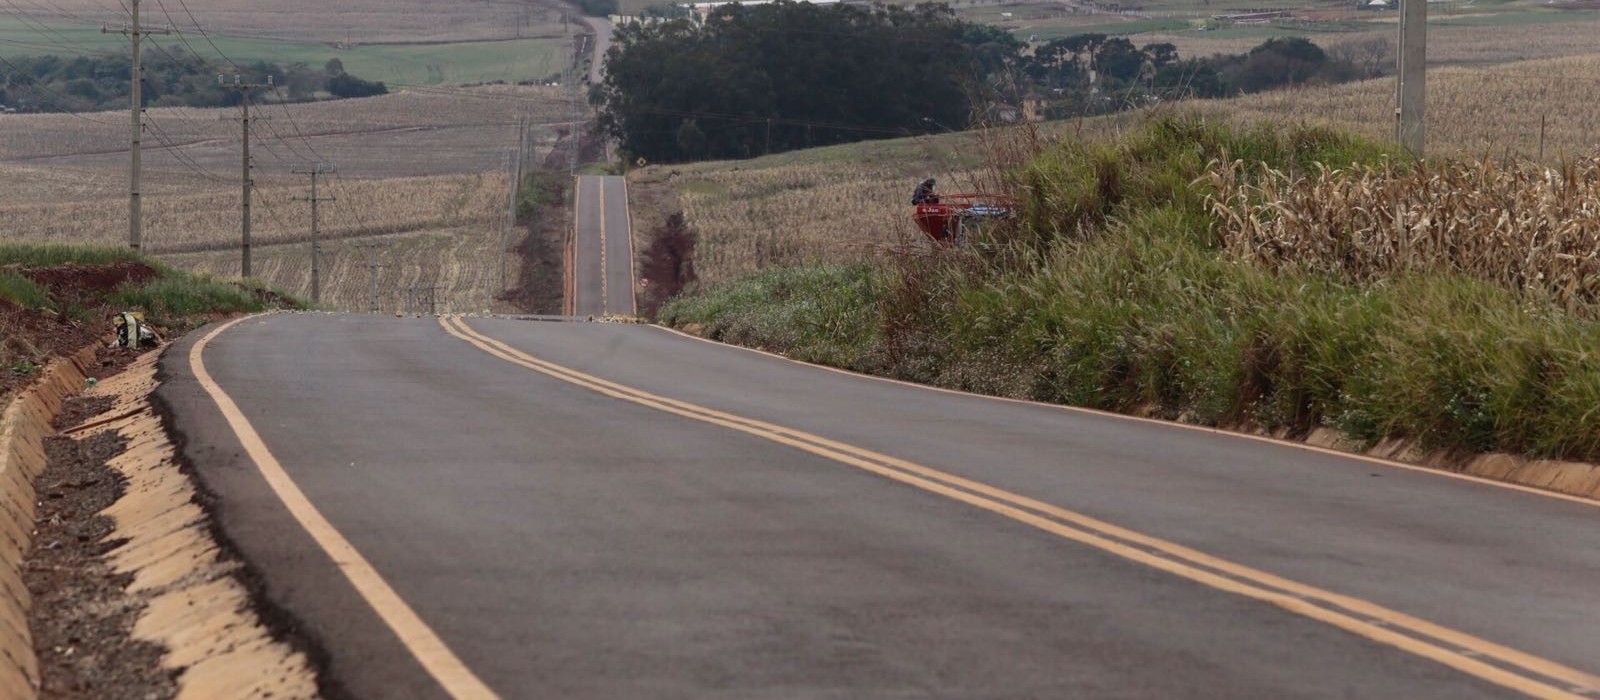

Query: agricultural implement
[[911, 179, 1015, 244]]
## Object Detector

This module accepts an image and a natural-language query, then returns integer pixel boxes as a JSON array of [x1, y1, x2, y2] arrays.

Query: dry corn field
[[632, 131, 1016, 286], [1144, 17, 1600, 66], [0, 86, 578, 176], [1208, 157, 1600, 311], [1212, 54, 1600, 162], [166, 224, 518, 314], [0, 83, 571, 313], [2, 172, 507, 256], [0, 167, 524, 313]]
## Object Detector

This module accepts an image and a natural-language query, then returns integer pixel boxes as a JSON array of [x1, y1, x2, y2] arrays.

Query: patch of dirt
[[25, 430, 177, 700], [19, 262, 158, 311], [52, 395, 115, 432], [504, 176, 568, 314], [0, 262, 163, 400], [0, 301, 100, 399], [637, 212, 698, 318]]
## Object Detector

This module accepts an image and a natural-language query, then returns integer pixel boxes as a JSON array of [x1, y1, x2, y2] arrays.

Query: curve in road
[[159, 313, 1600, 699]]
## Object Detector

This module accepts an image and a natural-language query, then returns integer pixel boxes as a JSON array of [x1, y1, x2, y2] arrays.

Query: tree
[[675, 119, 707, 158], [575, 0, 617, 16], [1326, 36, 1393, 79], [324, 58, 346, 77], [1093, 37, 1145, 83], [1143, 42, 1179, 68], [327, 73, 387, 98], [597, 0, 1010, 163]]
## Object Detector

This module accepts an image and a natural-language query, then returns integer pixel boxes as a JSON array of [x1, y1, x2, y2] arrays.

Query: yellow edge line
[[193, 317, 499, 700], [441, 315, 1598, 700], [597, 177, 608, 313], [648, 324, 1600, 511]]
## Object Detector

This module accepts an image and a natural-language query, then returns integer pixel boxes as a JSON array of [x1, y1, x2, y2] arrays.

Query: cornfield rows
[[671, 162, 988, 286], [165, 223, 518, 315], [1213, 54, 1600, 163], [1, 173, 508, 256], [1208, 157, 1600, 311]]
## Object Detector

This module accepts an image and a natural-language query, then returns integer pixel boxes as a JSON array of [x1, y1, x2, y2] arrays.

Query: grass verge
[[662, 114, 1600, 462]]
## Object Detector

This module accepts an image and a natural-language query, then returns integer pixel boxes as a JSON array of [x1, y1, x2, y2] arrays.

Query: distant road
[[160, 313, 1600, 699], [571, 174, 635, 317], [580, 16, 610, 85]]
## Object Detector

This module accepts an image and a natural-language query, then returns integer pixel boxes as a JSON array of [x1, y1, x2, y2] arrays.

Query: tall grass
[[0, 243, 308, 325], [664, 114, 1600, 461], [108, 276, 273, 322], [0, 243, 149, 267], [0, 270, 52, 310]]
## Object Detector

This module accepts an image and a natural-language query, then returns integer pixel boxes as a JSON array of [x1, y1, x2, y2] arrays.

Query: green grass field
[[0, 18, 566, 86]]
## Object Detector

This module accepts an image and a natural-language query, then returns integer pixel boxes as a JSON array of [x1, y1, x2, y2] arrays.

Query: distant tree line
[[1023, 34, 1392, 118], [597, 1, 1021, 162], [0, 49, 387, 114], [597, 0, 1394, 163], [575, 0, 619, 17]]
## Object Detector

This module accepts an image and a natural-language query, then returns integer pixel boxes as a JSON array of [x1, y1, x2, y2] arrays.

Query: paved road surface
[[158, 314, 1600, 699], [571, 175, 634, 317], [580, 17, 611, 86]]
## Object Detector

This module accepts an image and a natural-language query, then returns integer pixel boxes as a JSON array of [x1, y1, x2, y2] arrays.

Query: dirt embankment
[[504, 173, 570, 315], [0, 262, 157, 400], [21, 350, 323, 700]]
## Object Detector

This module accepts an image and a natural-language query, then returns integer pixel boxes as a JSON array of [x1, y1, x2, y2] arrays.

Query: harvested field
[[165, 223, 519, 314], [2, 172, 507, 255], [1141, 18, 1600, 65], [630, 132, 997, 287], [1211, 54, 1600, 161], [0, 82, 565, 315], [0, 86, 577, 177]]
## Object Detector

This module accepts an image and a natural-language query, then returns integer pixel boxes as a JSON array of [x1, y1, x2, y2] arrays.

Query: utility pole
[[1395, 0, 1426, 157], [292, 163, 336, 303], [565, 14, 580, 176], [502, 118, 527, 294], [220, 74, 273, 277], [104, 0, 170, 253], [358, 241, 388, 313]]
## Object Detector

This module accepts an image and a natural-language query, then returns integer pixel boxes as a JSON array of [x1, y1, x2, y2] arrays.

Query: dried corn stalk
[[1207, 157, 1600, 311]]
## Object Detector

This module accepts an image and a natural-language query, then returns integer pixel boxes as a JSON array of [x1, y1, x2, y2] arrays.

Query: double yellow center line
[[441, 315, 1600, 700]]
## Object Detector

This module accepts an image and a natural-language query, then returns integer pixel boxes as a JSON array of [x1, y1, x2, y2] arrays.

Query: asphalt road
[[580, 17, 611, 86], [157, 313, 1600, 700], [571, 175, 635, 317]]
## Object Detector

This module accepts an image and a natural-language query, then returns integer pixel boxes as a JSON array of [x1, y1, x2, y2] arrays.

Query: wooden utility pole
[[220, 74, 273, 277], [358, 241, 388, 313], [565, 14, 580, 176], [502, 118, 528, 294], [1396, 0, 1426, 157], [104, 0, 170, 253], [292, 163, 336, 303]]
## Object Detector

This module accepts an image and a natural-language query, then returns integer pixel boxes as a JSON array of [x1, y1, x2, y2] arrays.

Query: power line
[[170, 0, 237, 71], [142, 114, 236, 182], [0, 0, 104, 55]]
